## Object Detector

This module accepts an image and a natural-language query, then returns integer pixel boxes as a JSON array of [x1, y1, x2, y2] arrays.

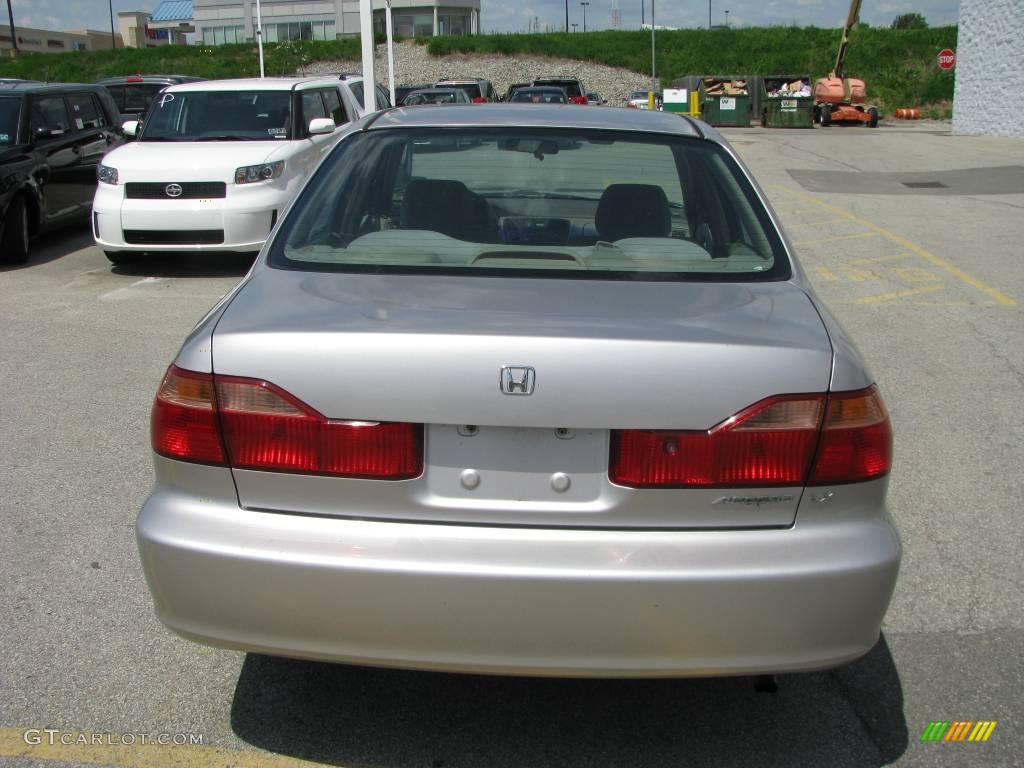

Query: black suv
[[0, 82, 124, 264], [97, 74, 205, 124]]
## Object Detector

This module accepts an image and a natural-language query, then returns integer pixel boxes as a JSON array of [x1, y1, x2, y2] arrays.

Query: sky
[[12, 0, 960, 35]]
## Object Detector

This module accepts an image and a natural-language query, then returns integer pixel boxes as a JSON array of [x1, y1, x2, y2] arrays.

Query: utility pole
[[571, 22, 577, 32], [641, 0, 644, 28], [564, 0, 568, 32], [650, 0, 656, 87], [580, 1, 589, 32], [6, 0, 17, 57], [708, 0, 711, 28], [724, 9, 729, 27], [109, 0, 116, 48]]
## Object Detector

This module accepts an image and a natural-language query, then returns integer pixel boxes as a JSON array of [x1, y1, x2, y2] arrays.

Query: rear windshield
[[0, 97, 20, 145], [438, 82, 482, 100], [107, 83, 166, 114], [271, 127, 789, 282], [512, 90, 567, 104], [537, 80, 583, 98], [139, 90, 292, 141], [405, 91, 462, 105]]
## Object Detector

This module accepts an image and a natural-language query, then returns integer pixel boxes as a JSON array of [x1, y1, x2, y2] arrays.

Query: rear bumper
[[137, 477, 900, 678]]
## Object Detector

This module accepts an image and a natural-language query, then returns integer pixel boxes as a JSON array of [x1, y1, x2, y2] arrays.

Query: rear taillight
[[570, 95, 588, 105], [152, 367, 226, 465], [610, 386, 892, 488], [151, 366, 422, 479], [808, 386, 892, 485], [471, 96, 487, 103]]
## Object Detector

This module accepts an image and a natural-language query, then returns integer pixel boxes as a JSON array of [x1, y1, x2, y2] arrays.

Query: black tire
[[105, 250, 141, 265], [867, 107, 879, 128], [819, 106, 832, 127], [0, 194, 30, 265]]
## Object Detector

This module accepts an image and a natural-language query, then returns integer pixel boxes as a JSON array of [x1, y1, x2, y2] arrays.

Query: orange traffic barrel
[[895, 108, 921, 119]]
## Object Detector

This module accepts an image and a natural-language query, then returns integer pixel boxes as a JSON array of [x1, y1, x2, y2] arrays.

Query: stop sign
[[938, 48, 956, 70]]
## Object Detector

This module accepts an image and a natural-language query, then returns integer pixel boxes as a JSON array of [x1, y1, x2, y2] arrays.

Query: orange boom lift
[[814, 0, 880, 127]]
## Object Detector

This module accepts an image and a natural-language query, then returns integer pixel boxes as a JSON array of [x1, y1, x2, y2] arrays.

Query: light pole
[[6, 0, 17, 57], [564, 0, 568, 32], [724, 9, 729, 27], [650, 0, 655, 89], [108, 0, 116, 48], [580, 1, 589, 32], [708, 0, 711, 28], [571, 22, 578, 31]]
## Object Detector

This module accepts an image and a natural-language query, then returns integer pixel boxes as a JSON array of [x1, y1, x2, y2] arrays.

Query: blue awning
[[150, 0, 193, 22]]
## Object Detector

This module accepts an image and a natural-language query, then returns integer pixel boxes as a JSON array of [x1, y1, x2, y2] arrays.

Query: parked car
[[626, 89, 653, 109], [0, 82, 124, 264], [402, 88, 471, 106], [503, 82, 530, 102], [137, 104, 900, 678], [93, 77, 367, 265], [97, 74, 206, 129], [509, 86, 569, 104], [337, 73, 393, 113], [531, 77, 587, 104], [586, 92, 607, 106], [395, 83, 432, 105], [434, 78, 498, 103]]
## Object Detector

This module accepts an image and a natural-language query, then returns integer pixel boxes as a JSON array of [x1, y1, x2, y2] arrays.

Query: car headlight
[[96, 164, 119, 185], [235, 161, 284, 185]]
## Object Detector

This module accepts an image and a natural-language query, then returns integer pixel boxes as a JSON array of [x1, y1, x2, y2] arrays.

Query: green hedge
[[0, 39, 363, 82], [430, 26, 959, 109], [1, 26, 957, 111]]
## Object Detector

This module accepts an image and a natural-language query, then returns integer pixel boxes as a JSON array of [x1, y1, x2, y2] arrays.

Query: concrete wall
[[953, 0, 1024, 137]]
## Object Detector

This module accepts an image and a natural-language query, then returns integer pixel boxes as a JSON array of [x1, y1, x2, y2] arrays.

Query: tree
[[892, 12, 927, 29]]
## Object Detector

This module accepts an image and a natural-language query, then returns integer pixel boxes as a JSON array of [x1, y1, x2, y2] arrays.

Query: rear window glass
[[140, 90, 292, 141], [438, 82, 482, 100], [271, 127, 789, 282]]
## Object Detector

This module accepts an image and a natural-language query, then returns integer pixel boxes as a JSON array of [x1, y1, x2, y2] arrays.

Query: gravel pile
[[301, 40, 654, 106]]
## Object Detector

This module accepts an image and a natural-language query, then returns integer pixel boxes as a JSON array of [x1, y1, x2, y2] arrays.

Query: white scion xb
[[93, 76, 375, 265]]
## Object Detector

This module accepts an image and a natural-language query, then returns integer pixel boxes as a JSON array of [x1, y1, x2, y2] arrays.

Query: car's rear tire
[[0, 194, 30, 265], [105, 250, 141, 266]]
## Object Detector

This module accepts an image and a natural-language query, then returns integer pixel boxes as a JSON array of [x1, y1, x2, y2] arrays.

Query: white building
[[193, 0, 480, 45]]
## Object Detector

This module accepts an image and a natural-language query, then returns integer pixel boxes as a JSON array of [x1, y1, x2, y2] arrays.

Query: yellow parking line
[[791, 232, 878, 246], [771, 186, 1017, 306], [0, 727, 322, 768], [853, 285, 945, 305], [813, 265, 840, 281]]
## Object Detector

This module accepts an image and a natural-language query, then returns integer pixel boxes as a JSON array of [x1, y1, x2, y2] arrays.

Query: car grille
[[124, 182, 227, 199], [123, 230, 225, 245]]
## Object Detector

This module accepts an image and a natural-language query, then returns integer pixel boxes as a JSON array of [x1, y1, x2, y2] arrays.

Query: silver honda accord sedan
[[137, 105, 899, 677]]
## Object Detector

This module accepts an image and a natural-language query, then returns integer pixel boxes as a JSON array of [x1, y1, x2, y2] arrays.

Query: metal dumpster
[[761, 76, 814, 128], [698, 78, 753, 127]]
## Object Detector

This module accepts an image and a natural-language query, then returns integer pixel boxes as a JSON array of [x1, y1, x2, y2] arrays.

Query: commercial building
[[0, 26, 119, 57], [193, 0, 480, 45]]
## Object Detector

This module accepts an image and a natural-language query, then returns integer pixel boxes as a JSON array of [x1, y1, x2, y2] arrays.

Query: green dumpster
[[698, 78, 752, 127], [761, 76, 814, 128]]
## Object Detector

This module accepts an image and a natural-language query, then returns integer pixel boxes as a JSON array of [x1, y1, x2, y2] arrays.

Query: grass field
[[0, 26, 957, 113]]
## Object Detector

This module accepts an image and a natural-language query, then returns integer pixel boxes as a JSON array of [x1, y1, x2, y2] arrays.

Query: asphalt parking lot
[[2, 121, 1022, 768]]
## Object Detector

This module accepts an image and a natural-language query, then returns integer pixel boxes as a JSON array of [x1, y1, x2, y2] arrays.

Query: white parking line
[[99, 277, 169, 302]]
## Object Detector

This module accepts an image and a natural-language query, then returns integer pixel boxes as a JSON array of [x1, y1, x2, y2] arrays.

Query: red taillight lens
[[151, 366, 422, 479], [215, 376, 422, 479], [472, 96, 487, 103], [151, 366, 226, 465], [611, 395, 824, 488], [610, 386, 892, 488], [808, 386, 892, 485], [570, 95, 588, 105]]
